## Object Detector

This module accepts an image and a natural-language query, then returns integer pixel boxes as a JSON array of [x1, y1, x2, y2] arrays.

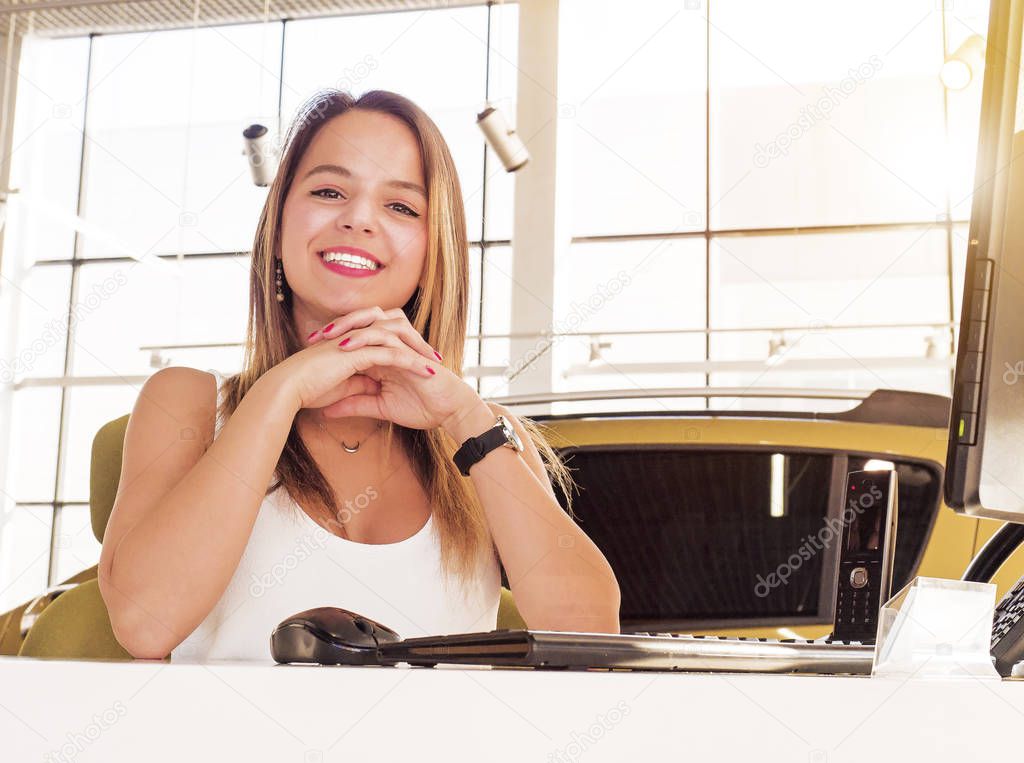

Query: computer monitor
[[945, 0, 1024, 521]]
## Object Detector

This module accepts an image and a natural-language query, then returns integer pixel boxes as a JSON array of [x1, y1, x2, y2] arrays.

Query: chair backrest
[[17, 579, 137, 660], [1, 417, 133, 659], [0, 415, 130, 656], [90, 414, 131, 543]]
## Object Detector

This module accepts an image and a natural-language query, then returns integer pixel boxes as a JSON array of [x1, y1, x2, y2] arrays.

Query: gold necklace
[[316, 412, 383, 454]]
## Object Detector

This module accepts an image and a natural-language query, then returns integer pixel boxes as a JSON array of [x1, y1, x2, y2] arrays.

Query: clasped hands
[[301, 305, 489, 439]]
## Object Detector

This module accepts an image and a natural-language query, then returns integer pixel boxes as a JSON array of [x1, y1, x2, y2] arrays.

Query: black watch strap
[[453, 420, 508, 476]]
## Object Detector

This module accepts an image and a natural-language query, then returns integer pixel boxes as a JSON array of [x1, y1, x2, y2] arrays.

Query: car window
[[549, 446, 941, 631]]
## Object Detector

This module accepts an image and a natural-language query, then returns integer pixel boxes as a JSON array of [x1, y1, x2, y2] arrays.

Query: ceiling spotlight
[[242, 124, 279, 187], [477, 103, 529, 172], [941, 34, 985, 90]]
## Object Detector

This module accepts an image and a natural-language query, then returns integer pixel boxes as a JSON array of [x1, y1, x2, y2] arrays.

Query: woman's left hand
[[307, 306, 485, 436]]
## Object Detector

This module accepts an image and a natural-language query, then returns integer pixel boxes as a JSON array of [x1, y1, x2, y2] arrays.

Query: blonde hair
[[219, 89, 578, 595]]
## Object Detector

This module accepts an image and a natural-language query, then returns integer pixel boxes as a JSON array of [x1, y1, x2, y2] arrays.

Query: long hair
[[219, 88, 577, 595]]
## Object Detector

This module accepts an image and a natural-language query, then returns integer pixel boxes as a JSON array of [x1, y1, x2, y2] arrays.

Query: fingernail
[[339, 337, 351, 347], [307, 329, 319, 341], [433, 350, 443, 361], [323, 322, 335, 333], [426, 365, 436, 375]]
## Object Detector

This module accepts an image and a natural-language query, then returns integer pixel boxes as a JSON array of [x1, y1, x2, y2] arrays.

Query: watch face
[[499, 415, 525, 451]]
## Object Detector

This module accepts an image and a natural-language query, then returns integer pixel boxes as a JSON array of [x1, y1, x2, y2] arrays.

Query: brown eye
[[389, 202, 419, 218]]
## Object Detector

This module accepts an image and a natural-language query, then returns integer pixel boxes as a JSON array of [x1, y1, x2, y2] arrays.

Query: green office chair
[[17, 413, 527, 660], [15, 414, 132, 660], [0, 412, 134, 658], [18, 579, 132, 660]]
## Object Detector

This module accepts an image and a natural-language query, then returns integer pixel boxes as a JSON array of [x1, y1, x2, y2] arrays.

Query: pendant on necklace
[[318, 416, 381, 454]]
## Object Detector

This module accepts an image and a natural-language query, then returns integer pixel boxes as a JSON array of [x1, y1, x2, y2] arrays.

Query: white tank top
[[169, 370, 501, 663]]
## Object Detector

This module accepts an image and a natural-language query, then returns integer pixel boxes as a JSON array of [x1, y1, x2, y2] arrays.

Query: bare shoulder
[[133, 367, 220, 449], [147, 365, 217, 393]]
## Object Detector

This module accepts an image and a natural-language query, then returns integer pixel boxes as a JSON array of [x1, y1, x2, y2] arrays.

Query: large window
[[554, 0, 986, 403], [0, 4, 517, 610]]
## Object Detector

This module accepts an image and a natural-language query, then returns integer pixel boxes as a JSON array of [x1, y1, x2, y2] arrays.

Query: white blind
[[0, 0, 489, 38]]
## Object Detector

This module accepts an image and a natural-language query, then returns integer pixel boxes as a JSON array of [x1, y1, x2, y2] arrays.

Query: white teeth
[[320, 251, 380, 270]]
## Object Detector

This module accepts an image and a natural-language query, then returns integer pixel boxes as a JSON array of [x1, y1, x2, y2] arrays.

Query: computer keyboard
[[377, 628, 877, 674], [633, 632, 867, 646], [992, 573, 1024, 676]]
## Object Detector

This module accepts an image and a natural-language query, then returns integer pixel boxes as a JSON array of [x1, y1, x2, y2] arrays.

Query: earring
[[275, 258, 285, 303]]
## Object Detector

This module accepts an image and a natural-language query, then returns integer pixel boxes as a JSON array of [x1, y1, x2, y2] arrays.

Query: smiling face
[[279, 108, 429, 337]]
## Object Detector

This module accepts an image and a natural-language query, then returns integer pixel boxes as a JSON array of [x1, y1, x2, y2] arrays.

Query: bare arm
[[97, 366, 296, 659], [445, 401, 620, 633]]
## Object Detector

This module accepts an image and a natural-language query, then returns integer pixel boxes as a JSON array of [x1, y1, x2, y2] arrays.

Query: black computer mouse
[[270, 606, 402, 665]]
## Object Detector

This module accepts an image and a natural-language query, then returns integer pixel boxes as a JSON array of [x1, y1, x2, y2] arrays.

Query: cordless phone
[[831, 469, 899, 644]]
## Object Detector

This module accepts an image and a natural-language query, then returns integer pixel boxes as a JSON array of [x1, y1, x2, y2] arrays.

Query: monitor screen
[[945, 0, 1024, 521]]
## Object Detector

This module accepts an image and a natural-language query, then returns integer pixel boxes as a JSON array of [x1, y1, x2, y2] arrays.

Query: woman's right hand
[[270, 326, 437, 414]]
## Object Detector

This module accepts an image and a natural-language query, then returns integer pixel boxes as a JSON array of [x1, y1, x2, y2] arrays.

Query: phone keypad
[[835, 560, 883, 642]]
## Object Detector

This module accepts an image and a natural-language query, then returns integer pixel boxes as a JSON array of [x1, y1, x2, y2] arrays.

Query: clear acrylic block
[[871, 576, 1001, 680]]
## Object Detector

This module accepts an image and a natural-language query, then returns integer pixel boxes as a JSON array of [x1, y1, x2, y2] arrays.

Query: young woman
[[97, 89, 621, 661]]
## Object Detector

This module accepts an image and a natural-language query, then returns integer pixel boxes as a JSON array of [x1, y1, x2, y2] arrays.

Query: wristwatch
[[453, 414, 525, 476]]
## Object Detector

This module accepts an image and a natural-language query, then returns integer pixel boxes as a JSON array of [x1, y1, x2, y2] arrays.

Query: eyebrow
[[301, 163, 426, 198]]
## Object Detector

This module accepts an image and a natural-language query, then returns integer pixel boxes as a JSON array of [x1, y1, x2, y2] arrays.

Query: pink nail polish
[[307, 330, 319, 341], [426, 365, 435, 375], [323, 322, 335, 333], [339, 337, 350, 347], [433, 350, 443, 361]]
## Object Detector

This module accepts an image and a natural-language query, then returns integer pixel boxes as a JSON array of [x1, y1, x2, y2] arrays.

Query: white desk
[[2, 655, 1023, 761]]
